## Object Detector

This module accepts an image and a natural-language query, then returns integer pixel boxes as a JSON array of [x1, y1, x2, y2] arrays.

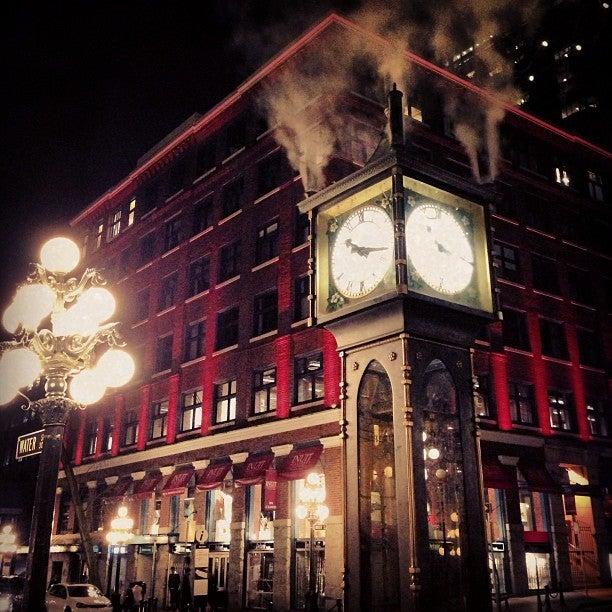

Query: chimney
[[388, 83, 405, 150]]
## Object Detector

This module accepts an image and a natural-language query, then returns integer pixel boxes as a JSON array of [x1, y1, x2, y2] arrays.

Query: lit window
[[102, 416, 113, 452], [587, 400, 608, 437], [207, 489, 232, 543], [83, 416, 98, 457], [180, 389, 203, 432], [555, 167, 570, 187], [214, 379, 237, 424], [184, 320, 206, 362], [95, 220, 104, 250], [253, 367, 277, 415], [149, 400, 168, 440], [122, 409, 139, 447], [127, 198, 136, 226], [155, 334, 173, 372], [548, 390, 575, 431], [294, 353, 324, 404]]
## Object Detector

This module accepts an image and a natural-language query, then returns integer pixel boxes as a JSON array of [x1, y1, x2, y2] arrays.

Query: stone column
[[227, 485, 246, 612], [504, 485, 529, 595], [273, 479, 292, 612], [548, 492, 573, 589], [323, 446, 344, 601]]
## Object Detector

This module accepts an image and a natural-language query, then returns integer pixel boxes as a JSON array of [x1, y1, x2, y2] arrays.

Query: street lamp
[[0, 524, 18, 575], [0, 236, 134, 610], [296, 472, 329, 612], [106, 505, 134, 596]]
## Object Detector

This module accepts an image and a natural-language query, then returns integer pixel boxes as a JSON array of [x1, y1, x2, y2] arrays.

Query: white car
[[46, 583, 111, 611]]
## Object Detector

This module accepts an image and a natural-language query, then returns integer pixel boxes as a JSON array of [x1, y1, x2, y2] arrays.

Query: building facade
[[25, 13, 611, 612]]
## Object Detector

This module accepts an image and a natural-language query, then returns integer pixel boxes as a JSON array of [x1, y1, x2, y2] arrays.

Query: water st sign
[[15, 429, 44, 460]]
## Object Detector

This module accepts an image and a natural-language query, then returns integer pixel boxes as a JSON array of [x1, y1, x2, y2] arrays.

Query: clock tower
[[299, 87, 495, 612]]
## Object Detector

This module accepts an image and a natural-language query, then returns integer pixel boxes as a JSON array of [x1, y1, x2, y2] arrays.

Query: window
[[502, 309, 531, 351], [122, 409, 139, 446], [149, 400, 168, 440], [139, 499, 150, 534], [216, 307, 239, 350], [492, 242, 521, 283], [140, 181, 160, 215], [218, 241, 240, 282], [214, 379, 237, 423], [253, 367, 277, 414], [492, 186, 519, 220], [587, 171, 604, 202], [577, 328, 602, 368], [294, 212, 309, 246], [164, 217, 182, 252], [223, 116, 246, 158], [102, 416, 113, 452], [474, 375, 492, 418], [181, 389, 203, 432], [566, 266, 593, 305], [188, 256, 210, 297], [139, 232, 156, 266], [192, 197, 212, 236], [167, 158, 186, 196], [169, 495, 180, 533], [294, 275, 310, 322], [524, 196, 553, 234], [539, 319, 568, 360], [256, 151, 286, 197], [83, 416, 97, 457], [555, 166, 571, 187], [135, 288, 150, 322], [587, 400, 608, 437], [127, 198, 136, 227], [221, 177, 243, 218], [207, 489, 232, 543], [548, 390, 575, 431], [509, 382, 537, 425], [406, 97, 423, 122], [196, 139, 216, 176], [156, 335, 173, 372], [158, 272, 178, 311], [294, 353, 324, 404], [58, 491, 71, 533], [253, 290, 278, 336], [255, 221, 279, 264], [95, 220, 104, 250], [531, 254, 560, 295], [107, 209, 122, 241], [246, 484, 274, 541], [184, 320, 206, 362]]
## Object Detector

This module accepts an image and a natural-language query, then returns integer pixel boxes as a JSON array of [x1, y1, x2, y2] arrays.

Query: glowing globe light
[[0, 383, 18, 407], [296, 505, 308, 520], [2, 284, 55, 333], [95, 349, 135, 388], [0, 348, 42, 390], [317, 504, 330, 521], [427, 447, 441, 460], [40, 237, 81, 274], [69, 369, 106, 405], [53, 287, 115, 337]]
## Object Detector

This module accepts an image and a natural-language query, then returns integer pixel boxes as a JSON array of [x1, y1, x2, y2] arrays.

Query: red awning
[[233, 452, 274, 486], [519, 460, 561, 494], [524, 531, 550, 545], [278, 444, 323, 480], [162, 468, 195, 496], [105, 477, 132, 500], [196, 459, 233, 491], [133, 473, 162, 499], [481, 456, 516, 490]]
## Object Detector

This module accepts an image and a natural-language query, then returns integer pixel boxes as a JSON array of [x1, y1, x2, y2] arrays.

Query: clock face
[[330, 205, 394, 298], [405, 203, 474, 295]]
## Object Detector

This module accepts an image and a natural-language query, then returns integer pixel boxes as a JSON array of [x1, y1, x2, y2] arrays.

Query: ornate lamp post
[[0, 524, 18, 575], [105, 505, 134, 596], [0, 237, 134, 610], [296, 473, 329, 612]]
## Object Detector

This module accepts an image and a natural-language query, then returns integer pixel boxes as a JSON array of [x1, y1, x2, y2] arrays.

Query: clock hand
[[345, 239, 388, 258], [433, 240, 473, 265]]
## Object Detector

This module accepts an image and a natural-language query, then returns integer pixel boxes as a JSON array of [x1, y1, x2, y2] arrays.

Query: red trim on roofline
[[71, 12, 611, 226]]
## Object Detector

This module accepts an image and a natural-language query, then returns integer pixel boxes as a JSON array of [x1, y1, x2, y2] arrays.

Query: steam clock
[[299, 89, 495, 612]]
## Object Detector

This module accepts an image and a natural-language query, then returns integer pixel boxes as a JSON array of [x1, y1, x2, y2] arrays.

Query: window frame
[[253, 289, 278, 337], [539, 318, 569, 361], [188, 256, 211, 297], [548, 389, 575, 432], [155, 334, 173, 372], [158, 272, 178, 312], [221, 177, 244, 219], [502, 309, 531, 352], [255, 220, 279, 265], [492, 241, 521, 284], [294, 353, 324, 405], [294, 275, 310, 322], [180, 389, 203, 433], [252, 367, 277, 415], [149, 400, 169, 441], [184, 320, 206, 362], [216, 306, 239, 350], [214, 379, 237, 424], [122, 408, 140, 447], [218, 240, 241, 282], [509, 381, 537, 426]]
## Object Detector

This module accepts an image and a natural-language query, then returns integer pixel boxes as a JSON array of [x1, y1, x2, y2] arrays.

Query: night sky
[[1, 0, 358, 307]]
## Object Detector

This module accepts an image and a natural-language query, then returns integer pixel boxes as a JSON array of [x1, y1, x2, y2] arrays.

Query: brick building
[[36, 13, 611, 612]]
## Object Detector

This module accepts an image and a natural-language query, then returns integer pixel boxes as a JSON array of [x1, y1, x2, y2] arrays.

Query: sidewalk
[[504, 588, 612, 611]]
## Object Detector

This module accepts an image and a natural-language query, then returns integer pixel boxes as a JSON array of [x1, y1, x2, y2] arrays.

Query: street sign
[[15, 429, 44, 460]]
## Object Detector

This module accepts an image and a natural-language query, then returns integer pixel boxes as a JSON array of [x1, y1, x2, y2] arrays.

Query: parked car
[[0, 575, 24, 612], [46, 583, 111, 611]]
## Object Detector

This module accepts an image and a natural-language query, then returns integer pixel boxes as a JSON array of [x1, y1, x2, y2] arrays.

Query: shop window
[[577, 328, 603, 368], [164, 216, 182, 252], [135, 288, 150, 322], [525, 552, 552, 590], [294, 275, 310, 322], [587, 170, 604, 202], [139, 232, 156, 266], [107, 209, 122, 242], [215, 307, 239, 350], [95, 220, 104, 250], [127, 197, 136, 227], [213, 379, 237, 424], [474, 374, 492, 418], [169, 495, 180, 534], [188, 256, 210, 297], [294, 353, 324, 404], [539, 318, 568, 361], [184, 320, 206, 362], [492, 242, 522, 283], [196, 139, 216, 176], [155, 334, 173, 372], [587, 400, 608, 437], [139, 499, 150, 534], [218, 241, 240, 282], [149, 400, 168, 440], [255, 221, 279, 264], [221, 177, 243, 218], [294, 211, 310, 246], [518, 488, 549, 533], [485, 488, 509, 595], [207, 488, 232, 543], [247, 484, 274, 542], [192, 197, 212, 236], [245, 550, 274, 610], [502, 309, 531, 351], [158, 272, 178, 311], [102, 416, 114, 452], [509, 382, 537, 426], [548, 390, 575, 432], [253, 367, 277, 415], [180, 389, 203, 433], [531, 254, 560, 295], [83, 416, 98, 457], [253, 290, 278, 337], [122, 409, 139, 447]]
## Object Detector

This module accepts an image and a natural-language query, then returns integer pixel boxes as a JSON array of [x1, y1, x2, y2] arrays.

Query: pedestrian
[[180, 568, 192, 611], [110, 588, 122, 612], [132, 581, 143, 610], [168, 567, 181, 611], [123, 584, 135, 611]]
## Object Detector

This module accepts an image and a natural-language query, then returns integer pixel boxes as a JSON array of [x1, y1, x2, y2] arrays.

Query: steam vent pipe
[[388, 83, 405, 149]]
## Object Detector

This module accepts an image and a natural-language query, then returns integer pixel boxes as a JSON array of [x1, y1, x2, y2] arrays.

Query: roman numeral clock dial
[[330, 205, 395, 299]]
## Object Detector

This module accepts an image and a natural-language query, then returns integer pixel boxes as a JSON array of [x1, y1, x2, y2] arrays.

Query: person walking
[[132, 582, 143, 611]]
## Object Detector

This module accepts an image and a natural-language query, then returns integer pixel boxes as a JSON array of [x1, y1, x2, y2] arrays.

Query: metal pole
[[22, 390, 73, 611], [308, 518, 317, 612], [106, 549, 114, 596], [150, 540, 158, 608], [115, 548, 121, 595]]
